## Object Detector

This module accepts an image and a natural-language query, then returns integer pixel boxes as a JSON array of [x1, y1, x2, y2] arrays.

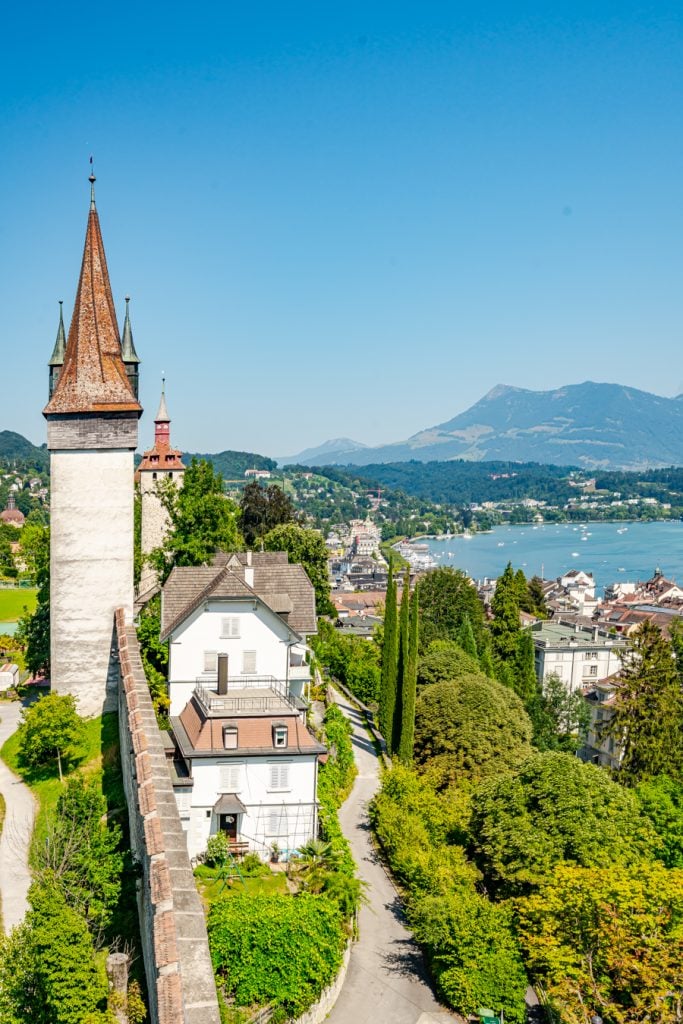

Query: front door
[[219, 813, 238, 840]]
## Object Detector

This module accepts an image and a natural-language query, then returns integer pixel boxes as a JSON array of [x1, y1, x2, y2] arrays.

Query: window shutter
[[203, 650, 217, 673], [221, 617, 240, 638], [220, 764, 242, 791], [269, 763, 290, 790], [242, 651, 257, 675]]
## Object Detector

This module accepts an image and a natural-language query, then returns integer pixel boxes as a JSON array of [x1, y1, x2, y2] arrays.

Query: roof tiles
[[43, 202, 142, 417]]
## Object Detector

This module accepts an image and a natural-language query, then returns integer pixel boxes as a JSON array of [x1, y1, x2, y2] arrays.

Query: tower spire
[[48, 300, 67, 398], [43, 175, 141, 416], [121, 295, 140, 398]]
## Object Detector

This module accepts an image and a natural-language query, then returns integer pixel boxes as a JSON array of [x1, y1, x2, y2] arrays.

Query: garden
[[197, 703, 360, 1024]]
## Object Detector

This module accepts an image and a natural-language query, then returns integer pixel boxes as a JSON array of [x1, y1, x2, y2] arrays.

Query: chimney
[[245, 564, 255, 588], [246, 551, 252, 566], [217, 653, 229, 695], [593, 626, 599, 641]]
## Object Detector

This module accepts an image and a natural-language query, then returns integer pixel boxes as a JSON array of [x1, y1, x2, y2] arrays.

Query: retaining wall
[[114, 608, 220, 1024]]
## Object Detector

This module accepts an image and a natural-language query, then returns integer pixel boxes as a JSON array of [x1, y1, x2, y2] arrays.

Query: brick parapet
[[114, 607, 220, 1024]]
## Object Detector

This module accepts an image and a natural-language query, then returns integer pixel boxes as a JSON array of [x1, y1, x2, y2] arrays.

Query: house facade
[[161, 551, 323, 860], [531, 620, 627, 694]]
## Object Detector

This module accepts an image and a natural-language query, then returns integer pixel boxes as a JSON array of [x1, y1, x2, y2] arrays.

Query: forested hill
[[317, 460, 683, 507], [184, 450, 277, 478], [0, 431, 48, 471]]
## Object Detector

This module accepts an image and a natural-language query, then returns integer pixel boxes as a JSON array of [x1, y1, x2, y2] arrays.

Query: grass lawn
[[0, 588, 37, 622], [0, 711, 123, 860], [195, 867, 289, 907]]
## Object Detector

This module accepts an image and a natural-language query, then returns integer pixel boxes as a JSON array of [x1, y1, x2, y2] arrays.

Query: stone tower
[[137, 379, 184, 597], [43, 174, 142, 716]]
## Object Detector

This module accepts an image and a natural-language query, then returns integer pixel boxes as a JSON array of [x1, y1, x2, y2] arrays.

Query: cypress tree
[[479, 635, 497, 680], [379, 561, 398, 747], [457, 613, 478, 660], [514, 628, 538, 704], [398, 585, 419, 764], [392, 571, 411, 756]]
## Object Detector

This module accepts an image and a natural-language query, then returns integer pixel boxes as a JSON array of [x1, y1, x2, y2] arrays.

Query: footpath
[[0, 701, 36, 933], [327, 689, 457, 1024]]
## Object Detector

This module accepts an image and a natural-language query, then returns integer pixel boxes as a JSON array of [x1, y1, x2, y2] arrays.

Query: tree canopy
[[517, 862, 683, 1024], [150, 458, 242, 582], [416, 567, 486, 652], [417, 640, 481, 688], [471, 752, 655, 895], [19, 693, 84, 782], [609, 621, 683, 786], [413, 674, 533, 785], [239, 481, 298, 547]]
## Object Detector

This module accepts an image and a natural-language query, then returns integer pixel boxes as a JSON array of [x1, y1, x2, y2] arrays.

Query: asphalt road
[[0, 700, 36, 933], [326, 690, 458, 1024]]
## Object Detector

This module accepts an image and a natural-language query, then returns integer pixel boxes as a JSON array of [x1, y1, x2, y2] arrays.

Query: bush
[[208, 893, 345, 1022], [311, 620, 380, 704], [206, 832, 231, 867], [317, 704, 357, 882], [410, 889, 528, 1024], [418, 640, 480, 687], [37, 774, 123, 931]]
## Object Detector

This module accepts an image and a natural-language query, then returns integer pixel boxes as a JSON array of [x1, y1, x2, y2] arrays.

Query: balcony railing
[[194, 682, 297, 716]]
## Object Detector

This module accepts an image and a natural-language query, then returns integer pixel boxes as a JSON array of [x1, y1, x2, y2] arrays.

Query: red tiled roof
[[175, 696, 325, 755], [43, 203, 142, 417]]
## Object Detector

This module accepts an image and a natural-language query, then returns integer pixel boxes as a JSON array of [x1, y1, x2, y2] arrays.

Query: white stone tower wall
[[139, 470, 184, 594], [50, 449, 135, 717]]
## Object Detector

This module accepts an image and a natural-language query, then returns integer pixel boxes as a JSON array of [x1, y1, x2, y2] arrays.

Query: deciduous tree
[[417, 567, 486, 652], [517, 862, 683, 1024], [19, 693, 84, 782], [471, 752, 655, 895]]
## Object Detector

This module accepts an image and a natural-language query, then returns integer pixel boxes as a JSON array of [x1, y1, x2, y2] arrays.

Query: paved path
[[327, 690, 457, 1024], [0, 701, 36, 933]]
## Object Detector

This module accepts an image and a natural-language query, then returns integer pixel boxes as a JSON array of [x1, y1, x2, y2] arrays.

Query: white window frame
[[223, 725, 238, 750], [273, 726, 288, 749], [266, 806, 289, 837], [219, 762, 244, 792], [220, 616, 240, 639], [203, 650, 218, 673], [268, 762, 291, 792], [242, 650, 257, 675]]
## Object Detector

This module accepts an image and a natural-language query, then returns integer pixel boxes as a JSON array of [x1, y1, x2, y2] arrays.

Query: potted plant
[[270, 841, 281, 864]]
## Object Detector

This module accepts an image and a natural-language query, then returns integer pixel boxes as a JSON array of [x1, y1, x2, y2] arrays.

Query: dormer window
[[273, 724, 288, 749], [223, 724, 238, 750]]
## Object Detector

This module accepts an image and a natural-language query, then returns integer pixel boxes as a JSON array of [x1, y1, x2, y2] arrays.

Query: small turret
[[121, 296, 140, 399], [48, 300, 66, 398]]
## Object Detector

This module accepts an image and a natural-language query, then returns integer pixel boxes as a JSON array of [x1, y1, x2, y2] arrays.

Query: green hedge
[[317, 704, 357, 880], [209, 893, 345, 1022]]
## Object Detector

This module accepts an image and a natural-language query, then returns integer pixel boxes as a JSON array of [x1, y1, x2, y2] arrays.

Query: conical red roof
[[44, 199, 141, 416]]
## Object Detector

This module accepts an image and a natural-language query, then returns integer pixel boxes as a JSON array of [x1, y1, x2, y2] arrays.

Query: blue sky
[[2, 1, 683, 456]]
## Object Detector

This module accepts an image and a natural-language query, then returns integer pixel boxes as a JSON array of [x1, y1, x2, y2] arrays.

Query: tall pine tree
[[379, 561, 398, 747], [514, 628, 538, 703], [398, 586, 419, 764], [392, 571, 411, 756], [609, 621, 683, 785]]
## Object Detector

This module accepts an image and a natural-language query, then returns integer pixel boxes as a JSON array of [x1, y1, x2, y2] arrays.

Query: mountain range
[[279, 382, 683, 471]]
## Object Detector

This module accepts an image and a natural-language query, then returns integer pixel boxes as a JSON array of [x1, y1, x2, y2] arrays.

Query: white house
[[531, 620, 628, 695], [580, 675, 622, 772], [160, 551, 324, 860], [0, 663, 19, 690]]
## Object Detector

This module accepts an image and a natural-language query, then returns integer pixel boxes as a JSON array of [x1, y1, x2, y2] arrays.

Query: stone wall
[[114, 608, 221, 1024]]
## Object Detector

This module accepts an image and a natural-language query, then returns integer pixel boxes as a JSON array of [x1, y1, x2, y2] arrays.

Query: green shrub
[[208, 892, 345, 1022], [410, 889, 528, 1024], [206, 832, 231, 867], [317, 705, 357, 882]]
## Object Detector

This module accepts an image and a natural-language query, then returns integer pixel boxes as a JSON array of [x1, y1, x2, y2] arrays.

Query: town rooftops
[[160, 551, 317, 640], [43, 178, 142, 418], [531, 619, 628, 649]]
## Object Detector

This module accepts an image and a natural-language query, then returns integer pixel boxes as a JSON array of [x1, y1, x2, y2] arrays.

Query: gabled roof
[[43, 185, 142, 417], [161, 553, 317, 640]]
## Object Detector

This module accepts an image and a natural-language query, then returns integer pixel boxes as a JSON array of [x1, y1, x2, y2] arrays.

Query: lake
[[421, 521, 683, 594]]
